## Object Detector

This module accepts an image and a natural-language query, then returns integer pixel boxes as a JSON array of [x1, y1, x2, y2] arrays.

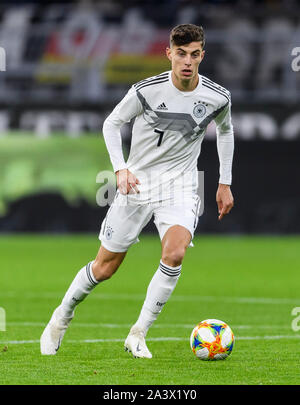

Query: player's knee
[[162, 246, 186, 267]]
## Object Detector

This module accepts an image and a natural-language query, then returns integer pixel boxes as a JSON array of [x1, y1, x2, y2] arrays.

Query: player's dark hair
[[170, 24, 205, 48]]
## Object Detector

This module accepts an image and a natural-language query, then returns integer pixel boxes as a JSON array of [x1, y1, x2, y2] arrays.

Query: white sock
[[133, 260, 181, 336], [60, 261, 99, 318]]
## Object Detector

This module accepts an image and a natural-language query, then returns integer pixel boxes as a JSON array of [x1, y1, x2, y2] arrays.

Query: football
[[190, 319, 234, 360]]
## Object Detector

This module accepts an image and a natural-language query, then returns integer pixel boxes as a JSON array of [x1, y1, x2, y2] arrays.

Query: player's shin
[[60, 261, 99, 318], [133, 261, 181, 335]]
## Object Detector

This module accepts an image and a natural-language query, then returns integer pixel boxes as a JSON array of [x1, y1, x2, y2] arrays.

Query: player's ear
[[166, 47, 172, 61], [201, 50, 205, 61]]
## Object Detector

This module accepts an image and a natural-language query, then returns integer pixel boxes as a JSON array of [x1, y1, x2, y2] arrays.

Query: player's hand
[[216, 184, 234, 221], [116, 169, 141, 195]]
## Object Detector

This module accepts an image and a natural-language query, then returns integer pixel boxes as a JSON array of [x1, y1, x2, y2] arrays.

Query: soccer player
[[40, 24, 234, 358]]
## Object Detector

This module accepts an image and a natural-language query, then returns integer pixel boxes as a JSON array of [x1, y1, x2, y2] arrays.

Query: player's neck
[[171, 71, 199, 92]]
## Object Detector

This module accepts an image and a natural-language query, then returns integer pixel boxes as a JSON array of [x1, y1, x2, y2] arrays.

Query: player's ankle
[[130, 324, 147, 337]]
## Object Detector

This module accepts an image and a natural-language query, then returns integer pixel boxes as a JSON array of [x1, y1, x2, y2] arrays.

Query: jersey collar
[[168, 71, 202, 96]]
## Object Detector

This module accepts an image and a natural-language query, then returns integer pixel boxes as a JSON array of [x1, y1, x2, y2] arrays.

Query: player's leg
[[59, 245, 127, 318], [92, 245, 127, 281], [41, 194, 153, 355], [124, 225, 190, 359], [40, 246, 126, 355]]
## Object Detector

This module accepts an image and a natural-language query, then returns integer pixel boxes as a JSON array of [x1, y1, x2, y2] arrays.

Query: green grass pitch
[[0, 234, 300, 385]]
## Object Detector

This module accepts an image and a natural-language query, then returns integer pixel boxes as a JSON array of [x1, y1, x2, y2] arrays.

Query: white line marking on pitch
[[1, 292, 300, 305], [1, 335, 300, 345], [6, 322, 293, 330]]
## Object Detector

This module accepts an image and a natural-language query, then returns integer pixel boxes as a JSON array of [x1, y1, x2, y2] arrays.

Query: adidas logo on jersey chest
[[156, 102, 168, 110]]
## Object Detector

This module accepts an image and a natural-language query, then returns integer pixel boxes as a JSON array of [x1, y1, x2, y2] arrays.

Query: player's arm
[[214, 99, 234, 221], [102, 86, 142, 194]]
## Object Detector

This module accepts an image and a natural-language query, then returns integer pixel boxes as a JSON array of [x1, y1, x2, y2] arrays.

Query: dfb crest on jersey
[[105, 225, 113, 240], [193, 102, 207, 118]]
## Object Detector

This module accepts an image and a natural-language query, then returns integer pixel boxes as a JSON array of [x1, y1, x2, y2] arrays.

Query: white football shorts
[[99, 191, 201, 253]]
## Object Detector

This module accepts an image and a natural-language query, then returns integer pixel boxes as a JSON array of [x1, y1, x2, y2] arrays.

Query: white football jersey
[[103, 70, 234, 204]]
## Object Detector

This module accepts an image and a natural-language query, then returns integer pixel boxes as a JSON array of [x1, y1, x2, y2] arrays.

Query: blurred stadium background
[[0, 0, 300, 235]]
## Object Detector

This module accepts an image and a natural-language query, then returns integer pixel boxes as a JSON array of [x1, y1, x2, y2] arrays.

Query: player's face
[[166, 42, 205, 87]]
